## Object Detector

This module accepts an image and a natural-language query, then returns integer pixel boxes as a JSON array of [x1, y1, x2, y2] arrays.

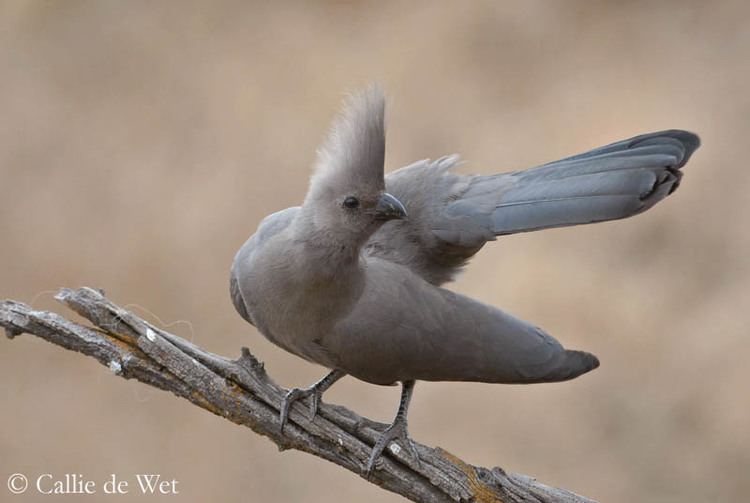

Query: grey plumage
[[367, 129, 697, 285], [230, 86, 699, 471]]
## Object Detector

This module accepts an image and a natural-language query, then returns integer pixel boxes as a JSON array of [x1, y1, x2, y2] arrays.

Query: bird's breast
[[242, 255, 365, 367]]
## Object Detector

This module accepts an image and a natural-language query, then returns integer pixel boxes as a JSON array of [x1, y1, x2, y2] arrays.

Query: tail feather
[[484, 130, 699, 235], [374, 130, 699, 286], [540, 129, 699, 168]]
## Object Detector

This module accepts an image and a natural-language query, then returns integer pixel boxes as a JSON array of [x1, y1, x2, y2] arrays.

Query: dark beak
[[374, 193, 407, 221]]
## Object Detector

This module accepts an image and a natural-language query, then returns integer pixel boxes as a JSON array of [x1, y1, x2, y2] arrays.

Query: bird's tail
[[486, 130, 700, 235]]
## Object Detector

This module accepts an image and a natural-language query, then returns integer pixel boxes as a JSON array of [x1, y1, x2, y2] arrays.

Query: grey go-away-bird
[[230, 86, 699, 473]]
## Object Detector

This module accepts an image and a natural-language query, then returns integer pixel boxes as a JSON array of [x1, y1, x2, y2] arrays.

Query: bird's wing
[[329, 257, 600, 385], [367, 130, 700, 285], [230, 207, 300, 325]]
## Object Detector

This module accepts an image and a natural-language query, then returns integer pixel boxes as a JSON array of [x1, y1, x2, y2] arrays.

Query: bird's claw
[[365, 418, 420, 476], [279, 386, 321, 433]]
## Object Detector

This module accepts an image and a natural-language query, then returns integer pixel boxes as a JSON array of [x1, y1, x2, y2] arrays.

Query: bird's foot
[[278, 369, 346, 434], [365, 416, 420, 476], [279, 386, 322, 433]]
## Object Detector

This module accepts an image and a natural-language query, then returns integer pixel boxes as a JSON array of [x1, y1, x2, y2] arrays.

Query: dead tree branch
[[1, 287, 597, 503]]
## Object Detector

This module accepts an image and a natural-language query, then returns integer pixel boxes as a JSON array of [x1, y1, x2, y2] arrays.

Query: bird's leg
[[365, 380, 420, 475], [279, 369, 346, 433]]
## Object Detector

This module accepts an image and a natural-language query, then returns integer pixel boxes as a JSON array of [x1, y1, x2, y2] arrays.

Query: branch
[[1, 287, 597, 503]]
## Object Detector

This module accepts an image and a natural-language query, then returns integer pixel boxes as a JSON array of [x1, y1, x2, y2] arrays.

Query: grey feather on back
[[365, 155, 489, 286]]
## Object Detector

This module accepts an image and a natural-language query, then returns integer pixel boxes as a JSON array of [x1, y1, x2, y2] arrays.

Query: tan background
[[1, 1, 748, 502]]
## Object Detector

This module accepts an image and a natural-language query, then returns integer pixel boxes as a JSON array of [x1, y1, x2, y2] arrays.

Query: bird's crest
[[310, 85, 386, 195]]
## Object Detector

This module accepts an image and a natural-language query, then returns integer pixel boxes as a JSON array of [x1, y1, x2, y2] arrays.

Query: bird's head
[[302, 85, 406, 248]]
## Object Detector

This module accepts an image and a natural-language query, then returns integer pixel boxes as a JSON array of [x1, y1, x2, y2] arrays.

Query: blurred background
[[1, 1, 748, 501]]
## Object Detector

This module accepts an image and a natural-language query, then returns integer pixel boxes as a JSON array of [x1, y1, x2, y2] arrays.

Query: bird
[[229, 85, 700, 473]]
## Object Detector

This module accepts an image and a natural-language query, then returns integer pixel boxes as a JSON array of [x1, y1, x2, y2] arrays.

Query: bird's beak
[[374, 193, 407, 221]]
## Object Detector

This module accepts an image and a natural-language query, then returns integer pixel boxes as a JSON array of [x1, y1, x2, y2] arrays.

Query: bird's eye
[[343, 196, 360, 209]]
